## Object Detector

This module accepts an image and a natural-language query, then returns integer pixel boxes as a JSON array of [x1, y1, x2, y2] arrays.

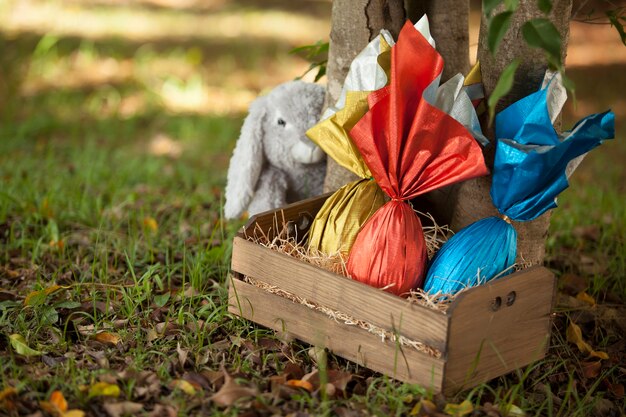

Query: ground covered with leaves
[[1, 1, 625, 416]]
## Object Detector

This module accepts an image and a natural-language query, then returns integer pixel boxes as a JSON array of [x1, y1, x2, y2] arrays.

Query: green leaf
[[607, 9, 626, 46], [488, 11, 514, 53], [487, 59, 521, 125], [522, 18, 562, 64], [290, 40, 328, 60], [9, 334, 43, 356], [55, 301, 82, 309], [153, 292, 171, 308], [41, 306, 59, 325], [483, 0, 503, 16], [314, 65, 326, 82], [538, 0, 552, 14], [504, 0, 519, 12]]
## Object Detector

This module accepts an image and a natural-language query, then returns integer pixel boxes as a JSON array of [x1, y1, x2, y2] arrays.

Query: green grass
[[1, 1, 625, 416]]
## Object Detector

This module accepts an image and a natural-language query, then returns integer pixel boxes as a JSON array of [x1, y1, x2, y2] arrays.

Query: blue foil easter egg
[[423, 217, 517, 295]]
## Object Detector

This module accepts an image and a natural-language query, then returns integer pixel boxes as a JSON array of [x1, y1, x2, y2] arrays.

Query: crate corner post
[[442, 266, 556, 394]]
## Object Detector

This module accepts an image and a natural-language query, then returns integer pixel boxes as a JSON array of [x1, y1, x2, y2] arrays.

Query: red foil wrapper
[[346, 21, 489, 296]]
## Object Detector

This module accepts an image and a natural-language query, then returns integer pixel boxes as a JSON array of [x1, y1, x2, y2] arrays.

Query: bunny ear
[[224, 96, 266, 219]]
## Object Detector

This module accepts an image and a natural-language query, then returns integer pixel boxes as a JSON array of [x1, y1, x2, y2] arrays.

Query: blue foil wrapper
[[424, 217, 516, 295], [423, 75, 615, 295], [492, 88, 615, 221]]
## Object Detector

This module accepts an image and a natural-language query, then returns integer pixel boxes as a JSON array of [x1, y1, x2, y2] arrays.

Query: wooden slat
[[240, 194, 332, 238], [229, 277, 445, 390], [442, 266, 556, 394], [231, 237, 449, 351]]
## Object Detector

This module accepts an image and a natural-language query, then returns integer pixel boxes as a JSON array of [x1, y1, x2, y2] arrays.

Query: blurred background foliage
[[0, 0, 624, 293]]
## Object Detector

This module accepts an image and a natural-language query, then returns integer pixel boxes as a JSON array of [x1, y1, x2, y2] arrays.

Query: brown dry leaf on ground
[[93, 332, 122, 347], [102, 401, 144, 417], [147, 403, 178, 417], [566, 321, 609, 360], [575, 291, 596, 306], [581, 360, 602, 378], [169, 379, 197, 395], [210, 368, 258, 407], [39, 390, 85, 417], [0, 289, 18, 301], [285, 379, 314, 392], [0, 387, 19, 414]]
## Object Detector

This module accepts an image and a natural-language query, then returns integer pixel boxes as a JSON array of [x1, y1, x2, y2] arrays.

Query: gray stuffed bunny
[[224, 81, 326, 219]]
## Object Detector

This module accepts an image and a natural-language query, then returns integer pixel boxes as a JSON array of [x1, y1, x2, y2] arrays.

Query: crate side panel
[[240, 194, 330, 238], [443, 267, 555, 394], [231, 237, 449, 351], [228, 277, 445, 390]]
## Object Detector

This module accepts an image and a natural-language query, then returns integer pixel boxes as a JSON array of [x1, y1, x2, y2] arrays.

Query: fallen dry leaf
[[24, 285, 65, 306], [88, 382, 121, 398], [0, 387, 17, 401], [411, 398, 438, 415], [0, 387, 18, 412], [0, 289, 18, 302], [576, 291, 596, 306], [145, 328, 159, 342], [170, 379, 197, 395], [50, 391, 68, 412], [62, 411, 85, 417], [327, 370, 353, 393], [176, 342, 188, 369], [282, 362, 304, 380], [608, 383, 624, 399], [94, 332, 121, 347], [142, 217, 158, 232], [443, 399, 474, 417], [40, 392, 85, 417], [210, 368, 258, 407], [285, 379, 314, 392], [148, 404, 177, 417], [182, 372, 211, 391], [102, 401, 144, 417], [566, 321, 609, 360], [581, 360, 602, 379]]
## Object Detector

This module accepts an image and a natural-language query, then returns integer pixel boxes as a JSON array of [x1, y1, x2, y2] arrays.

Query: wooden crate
[[228, 194, 556, 394]]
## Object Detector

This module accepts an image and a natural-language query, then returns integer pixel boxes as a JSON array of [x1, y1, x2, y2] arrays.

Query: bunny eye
[[277, 118, 286, 127]]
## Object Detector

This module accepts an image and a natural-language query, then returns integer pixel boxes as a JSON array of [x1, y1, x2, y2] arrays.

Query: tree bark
[[323, 0, 405, 193], [407, 0, 470, 81], [450, 0, 573, 266]]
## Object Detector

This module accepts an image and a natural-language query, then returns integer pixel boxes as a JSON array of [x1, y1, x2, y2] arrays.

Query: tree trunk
[[407, 0, 470, 81], [323, 0, 405, 193], [450, 0, 573, 266]]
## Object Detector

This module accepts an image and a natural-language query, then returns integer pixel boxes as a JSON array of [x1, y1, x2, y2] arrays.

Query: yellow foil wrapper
[[306, 91, 372, 178], [305, 34, 391, 255], [308, 178, 386, 256], [464, 61, 482, 86]]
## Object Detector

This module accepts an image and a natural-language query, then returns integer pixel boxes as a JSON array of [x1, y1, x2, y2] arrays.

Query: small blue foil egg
[[423, 217, 517, 295]]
